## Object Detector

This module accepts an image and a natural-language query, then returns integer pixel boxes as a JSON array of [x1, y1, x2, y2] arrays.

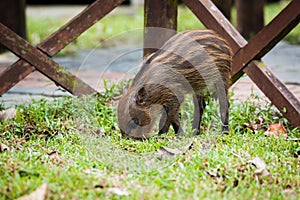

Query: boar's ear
[[136, 87, 148, 106]]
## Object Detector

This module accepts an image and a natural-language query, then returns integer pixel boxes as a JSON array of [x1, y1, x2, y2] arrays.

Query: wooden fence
[[0, 0, 299, 127]]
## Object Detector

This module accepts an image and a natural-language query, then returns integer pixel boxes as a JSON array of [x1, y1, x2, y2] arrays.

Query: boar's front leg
[[158, 103, 183, 135], [158, 106, 170, 134]]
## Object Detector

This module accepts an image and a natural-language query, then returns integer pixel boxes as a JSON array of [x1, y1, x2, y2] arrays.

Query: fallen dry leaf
[[253, 168, 271, 179], [0, 143, 10, 152], [243, 116, 264, 133], [156, 138, 195, 160], [156, 146, 182, 161], [247, 157, 271, 180], [158, 146, 183, 156], [247, 157, 266, 169], [48, 151, 60, 159], [17, 183, 48, 200], [0, 108, 17, 121], [48, 151, 64, 166], [264, 122, 288, 139]]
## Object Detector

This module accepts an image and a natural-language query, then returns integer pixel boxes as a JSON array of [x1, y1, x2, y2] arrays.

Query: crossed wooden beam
[[0, 0, 126, 96], [0, 0, 299, 127], [184, 0, 300, 127], [145, 0, 300, 127]]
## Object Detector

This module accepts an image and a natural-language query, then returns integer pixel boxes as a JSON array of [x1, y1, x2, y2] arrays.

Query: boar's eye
[[133, 118, 139, 125], [128, 118, 139, 130]]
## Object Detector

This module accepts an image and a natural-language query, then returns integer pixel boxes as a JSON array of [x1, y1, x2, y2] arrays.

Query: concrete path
[[1, 42, 300, 107]]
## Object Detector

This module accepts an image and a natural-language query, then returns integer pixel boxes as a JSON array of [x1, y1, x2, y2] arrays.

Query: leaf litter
[[264, 121, 288, 140], [157, 138, 194, 159], [0, 142, 11, 152], [247, 157, 271, 180]]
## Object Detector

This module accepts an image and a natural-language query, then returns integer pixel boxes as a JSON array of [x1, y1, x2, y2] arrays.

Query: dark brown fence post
[[144, 0, 178, 57], [236, 0, 264, 39], [0, 0, 26, 52]]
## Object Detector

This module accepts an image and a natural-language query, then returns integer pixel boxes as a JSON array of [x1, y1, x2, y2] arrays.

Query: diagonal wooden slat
[[0, 23, 95, 96], [183, 0, 300, 127], [0, 0, 125, 96], [232, 0, 300, 80], [38, 0, 125, 56], [183, 0, 247, 53], [244, 63, 300, 126]]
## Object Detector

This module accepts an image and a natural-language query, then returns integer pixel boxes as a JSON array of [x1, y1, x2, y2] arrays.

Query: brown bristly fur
[[118, 29, 232, 138]]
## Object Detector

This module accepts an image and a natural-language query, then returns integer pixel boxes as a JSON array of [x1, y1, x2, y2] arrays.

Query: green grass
[[26, 1, 300, 55], [0, 84, 299, 199], [1, 2, 299, 199], [26, 7, 145, 55]]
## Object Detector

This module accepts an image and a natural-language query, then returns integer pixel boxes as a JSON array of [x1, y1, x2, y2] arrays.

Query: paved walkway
[[0, 42, 300, 107]]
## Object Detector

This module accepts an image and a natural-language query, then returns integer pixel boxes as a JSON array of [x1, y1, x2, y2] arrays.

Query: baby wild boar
[[118, 30, 232, 139]]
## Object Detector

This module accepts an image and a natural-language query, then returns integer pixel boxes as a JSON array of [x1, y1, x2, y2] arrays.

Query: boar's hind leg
[[192, 94, 206, 135], [216, 83, 229, 134]]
